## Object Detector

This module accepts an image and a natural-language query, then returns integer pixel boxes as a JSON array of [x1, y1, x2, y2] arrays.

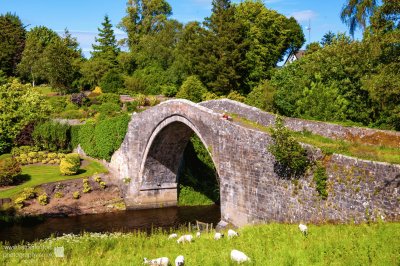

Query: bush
[[83, 178, 92, 193], [147, 95, 159, 106], [38, 193, 49, 206], [70, 93, 89, 107], [268, 116, 309, 179], [59, 153, 80, 175], [32, 121, 71, 152], [57, 109, 87, 119], [245, 80, 275, 111], [90, 102, 121, 115], [0, 157, 21, 186], [162, 84, 178, 97], [126, 101, 139, 112], [70, 125, 81, 149], [54, 192, 64, 198], [202, 92, 220, 101], [176, 76, 207, 103], [313, 162, 328, 200], [135, 94, 146, 106], [227, 91, 246, 102], [96, 93, 120, 105], [14, 123, 35, 146], [73, 191, 80, 199], [100, 181, 106, 189], [100, 70, 124, 93]]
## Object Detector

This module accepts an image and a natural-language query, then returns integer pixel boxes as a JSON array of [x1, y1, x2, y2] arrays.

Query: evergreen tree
[[91, 15, 119, 62], [321, 31, 336, 46], [0, 13, 26, 76]]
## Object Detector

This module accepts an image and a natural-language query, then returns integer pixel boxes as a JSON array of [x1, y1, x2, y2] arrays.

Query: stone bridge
[[109, 99, 400, 227]]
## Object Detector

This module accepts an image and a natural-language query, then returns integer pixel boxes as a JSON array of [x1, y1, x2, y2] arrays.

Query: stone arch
[[136, 115, 220, 208]]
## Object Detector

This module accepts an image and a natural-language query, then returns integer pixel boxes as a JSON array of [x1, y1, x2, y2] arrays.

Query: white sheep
[[143, 257, 169, 266], [214, 232, 224, 240], [228, 229, 239, 239], [230, 249, 250, 263], [196, 231, 201, 238], [168, 233, 178, 239], [175, 255, 184, 266], [299, 223, 308, 236], [177, 234, 193, 243]]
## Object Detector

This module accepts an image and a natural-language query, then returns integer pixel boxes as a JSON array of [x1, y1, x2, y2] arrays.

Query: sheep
[[177, 234, 193, 243], [228, 229, 239, 239], [143, 257, 169, 266], [230, 249, 250, 263], [214, 232, 224, 240], [299, 223, 308, 236], [175, 255, 184, 266], [168, 233, 178, 239], [196, 231, 201, 238]]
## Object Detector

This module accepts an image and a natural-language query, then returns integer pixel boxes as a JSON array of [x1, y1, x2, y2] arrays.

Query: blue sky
[[0, 0, 359, 58]]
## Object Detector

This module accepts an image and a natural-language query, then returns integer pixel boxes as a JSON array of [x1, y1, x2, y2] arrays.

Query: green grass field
[[230, 114, 400, 165], [0, 222, 398, 265], [0, 160, 108, 199]]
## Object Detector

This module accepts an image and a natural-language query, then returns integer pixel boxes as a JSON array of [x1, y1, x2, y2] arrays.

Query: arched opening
[[139, 120, 220, 214]]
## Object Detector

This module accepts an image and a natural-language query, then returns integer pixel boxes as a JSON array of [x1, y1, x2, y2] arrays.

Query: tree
[[0, 13, 26, 76], [92, 15, 119, 64], [17, 26, 60, 86], [0, 80, 52, 153], [341, 0, 377, 37], [176, 76, 207, 103], [321, 31, 336, 46]]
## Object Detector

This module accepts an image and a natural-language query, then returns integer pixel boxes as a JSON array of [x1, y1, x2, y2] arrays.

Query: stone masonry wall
[[200, 99, 400, 147], [109, 99, 400, 226]]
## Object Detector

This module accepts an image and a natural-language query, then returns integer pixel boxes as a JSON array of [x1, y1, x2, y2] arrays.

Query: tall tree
[[0, 13, 26, 76], [321, 31, 336, 46], [341, 0, 377, 37], [91, 15, 119, 63]]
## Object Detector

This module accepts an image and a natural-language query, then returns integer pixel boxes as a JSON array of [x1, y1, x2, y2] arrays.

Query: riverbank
[[1, 222, 399, 265]]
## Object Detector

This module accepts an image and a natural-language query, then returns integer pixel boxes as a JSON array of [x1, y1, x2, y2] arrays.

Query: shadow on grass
[[13, 174, 31, 185], [76, 169, 87, 175]]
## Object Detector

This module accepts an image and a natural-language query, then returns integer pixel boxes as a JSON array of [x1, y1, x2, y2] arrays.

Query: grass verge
[[230, 114, 400, 165], [0, 160, 107, 199], [178, 185, 214, 206], [0, 222, 398, 265]]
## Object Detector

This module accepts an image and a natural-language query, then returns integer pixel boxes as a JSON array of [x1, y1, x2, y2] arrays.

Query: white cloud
[[289, 10, 317, 22]]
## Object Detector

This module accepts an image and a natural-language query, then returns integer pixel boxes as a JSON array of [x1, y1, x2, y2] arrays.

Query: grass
[[0, 222, 398, 265], [230, 114, 400, 165], [33, 86, 55, 96], [178, 185, 214, 206], [0, 160, 108, 199]]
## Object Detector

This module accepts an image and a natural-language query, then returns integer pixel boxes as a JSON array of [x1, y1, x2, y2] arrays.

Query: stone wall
[[200, 99, 400, 147], [109, 99, 400, 226]]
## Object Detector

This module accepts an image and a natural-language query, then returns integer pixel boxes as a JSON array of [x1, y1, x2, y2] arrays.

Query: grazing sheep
[[143, 257, 169, 266], [168, 233, 178, 239], [214, 232, 224, 240], [230, 249, 250, 263], [196, 231, 201, 238], [175, 255, 184, 266], [299, 223, 308, 236], [228, 229, 239, 239], [177, 234, 193, 243]]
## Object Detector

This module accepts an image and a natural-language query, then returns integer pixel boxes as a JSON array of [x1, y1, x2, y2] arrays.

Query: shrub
[[14, 197, 25, 209], [22, 187, 36, 199], [70, 125, 81, 149], [126, 101, 139, 112], [28, 151, 38, 158], [54, 192, 64, 198], [245, 80, 276, 111], [47, 153, 57, 159], [268, 116, 309, 179], [70, 93, 89, 107], [161, 85, 178, 97], [90, 102, 121, 115], [32, 121, 71, 152], [135, 94, 146, 106], [38, 193, 49, 205], [202, 91, 219, 101], [92, 86, 102, 94], [83, 183, 92, 193], [176, 76, 207, 103], [73, 191, 80, 199], [0, 157, 21, 186], [100, 70, 124, 93], [96, 93, 120, 105], [227, 91, 246, 102], [59, 153, 80, 175], [100, 181, 106, 189], [14, 122, 35, 146], [58, 109, 87, 119], [313, 162, 328, 200], [148, 95, 159, 106]]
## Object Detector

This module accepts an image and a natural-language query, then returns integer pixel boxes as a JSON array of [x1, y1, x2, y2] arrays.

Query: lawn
[[230, 114, 400, 165], [0, 222, 398, 265], [0, 160, 108, 199]]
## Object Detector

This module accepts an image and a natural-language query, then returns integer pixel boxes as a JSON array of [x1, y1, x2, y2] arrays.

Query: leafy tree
[[92, 15, 119, 64], [0, 80, 52, 153], [176, 76, 207, 103], [341, 0, 377, 37], [99, 69, 124, 93], [245, 80, 275, 111], [80, 57, 111, 89], [0, 157, 21, 186], [321, 31, 336, 46], [0, 13, 26, 76]]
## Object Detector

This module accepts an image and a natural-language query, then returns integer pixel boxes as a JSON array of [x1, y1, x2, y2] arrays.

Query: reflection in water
[[0, 205, 220, 245]]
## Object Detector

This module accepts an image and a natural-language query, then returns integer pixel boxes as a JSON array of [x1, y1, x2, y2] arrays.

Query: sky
[[0, 0, 361, 58]]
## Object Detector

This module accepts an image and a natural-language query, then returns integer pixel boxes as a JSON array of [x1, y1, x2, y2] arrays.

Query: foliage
[[313, 162, 328, 200], [176, 76, 207, 103], [161, 84, 178, 97], [0, 157, 21, 186], [13, 187, 36, 208], [91, 15, 119, 63], [0, 80, 52, 153], [147, 95, 159, 106], [0, 13, 26, 76], [90, 102, 121, 116], [341, 0, 377, 37], [76, 114, 130, 161], [245, 80, 275, 111], [99, 69, 124, 93], [226, 91, 245, 102], [100, 181, 107, 189], [93, 86, 102, 94], [70, 93, 89, 107], [73, 191, 80, 199], [14, 122, 35, 147], [70, 125, 81, 149], [0, 160, 107, 198], [178, 184, 214, 206], [32, 121, 71, 152], [82, 178, 92, 193], [96, 93, 120, 105], [268, 117, 309, 179], [59, 153, 80, 176], [38, 193, 49, 205], [54, 192, 64, 198]]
